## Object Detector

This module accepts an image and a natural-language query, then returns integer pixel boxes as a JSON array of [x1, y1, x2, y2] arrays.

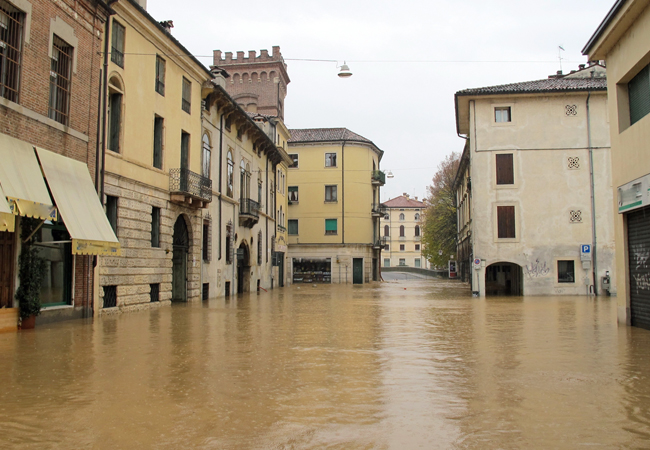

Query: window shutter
[[629, 65, 650, 126], [496, 154, 514, 185], [325, 219, 337, 232], [109, 93, 121, 151], [153, 117, 163, 169], [497, 206, 515, 238]]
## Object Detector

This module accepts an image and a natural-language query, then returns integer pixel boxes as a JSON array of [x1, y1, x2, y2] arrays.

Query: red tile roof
[[456, 76, 606, 97], [288, 128, 373, 144], [384, 195, 426, 208]]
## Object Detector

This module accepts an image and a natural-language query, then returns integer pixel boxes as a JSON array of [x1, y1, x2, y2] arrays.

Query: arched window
[[415, 213, 420, 221], [226, 151, 234, 197], [202, 134, 211, 178], [399, 213, 405, 221], [384, 225, 389, 237], [107, 76, 123, 153], [415, 225, 420, 237], [400, 225, 405, 237]]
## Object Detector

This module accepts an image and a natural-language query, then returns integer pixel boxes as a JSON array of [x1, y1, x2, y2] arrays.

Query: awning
[[0, 133, 57, 221], [0, 183, 14, 232], [36, 147, 120, 256]]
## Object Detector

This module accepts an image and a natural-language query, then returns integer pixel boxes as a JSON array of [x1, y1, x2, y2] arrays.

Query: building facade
[[584, 0, 650, 328], [0, 0, 118, 329], [454, 65, 616, 296], [286, 128, 385, 284], [382, 194, 428, 269]]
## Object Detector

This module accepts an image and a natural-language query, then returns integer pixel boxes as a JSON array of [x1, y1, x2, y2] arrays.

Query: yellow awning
[[0, 133, 57, 221], [0, 183, 14, 232], [36, 147, 120, 256]]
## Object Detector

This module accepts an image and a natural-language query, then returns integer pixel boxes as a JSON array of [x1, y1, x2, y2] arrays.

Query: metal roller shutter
[[628, 206, 650, 329]]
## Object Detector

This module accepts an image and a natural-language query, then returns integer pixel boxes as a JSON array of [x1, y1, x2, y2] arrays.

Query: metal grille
[[169, 168, 212, 202], [567, 157, 580, 169], [103, 285, 117, 308], [628, 206, 650, 329], [565, 104, 577, 116], [257, 231, 262, 265], [110, 21, 124, 68], [149, 283, 159, 302], [240, 198, 260, 217], [202, 215, 211, 262], [569, 210, 582, 223], [0, 1, 23, 103], [49, 35, 72, 125]]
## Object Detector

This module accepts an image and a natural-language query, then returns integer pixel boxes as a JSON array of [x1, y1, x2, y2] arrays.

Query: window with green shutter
[[325, 218, 337, 235], [629, 64, 650, 126], [288, 219, 298, 235], [153, 116, 163, 169]]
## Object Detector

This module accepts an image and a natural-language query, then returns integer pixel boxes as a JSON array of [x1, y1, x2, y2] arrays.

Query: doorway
[[172, 216, 189, 302], [237, 241, 250, 294], [485, 262, 523, 296], [353, 258, 363, 284], [0, 231, 15, 308]]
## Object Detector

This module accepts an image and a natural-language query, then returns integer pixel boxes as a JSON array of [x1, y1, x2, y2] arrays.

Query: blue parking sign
[[581, 245, 591, 254]]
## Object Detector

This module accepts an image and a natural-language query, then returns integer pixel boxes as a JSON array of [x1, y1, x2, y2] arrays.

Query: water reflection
[[1, 281, 650, 448]]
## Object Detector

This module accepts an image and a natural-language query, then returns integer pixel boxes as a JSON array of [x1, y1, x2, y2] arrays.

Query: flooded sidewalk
[[1, 279, 649, 449]]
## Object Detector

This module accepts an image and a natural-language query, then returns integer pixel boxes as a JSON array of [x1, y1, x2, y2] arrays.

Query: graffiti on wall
[[631, 244, 650, 294], [525, 259, 550, 279]]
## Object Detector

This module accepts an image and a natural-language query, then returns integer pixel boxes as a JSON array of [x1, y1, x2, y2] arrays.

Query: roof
[[582, 0, 627, 56], [456, 76, 606, 97], [288, 128, 373, 144], [383, 195, 426, 208]]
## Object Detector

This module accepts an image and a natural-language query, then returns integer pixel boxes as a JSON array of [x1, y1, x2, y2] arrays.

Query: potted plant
[[15, 218, 46, 329]]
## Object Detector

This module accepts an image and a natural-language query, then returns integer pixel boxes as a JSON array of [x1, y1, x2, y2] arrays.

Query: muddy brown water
[[1, 279, 650, 449]]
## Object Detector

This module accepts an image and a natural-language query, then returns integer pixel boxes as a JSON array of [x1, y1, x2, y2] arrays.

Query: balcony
[[371, 170, 386, 186], [169, 168, 212, 208], [372, 203, 387, 217], [277, 224, 286, 233], [239, 198, 260, 228]]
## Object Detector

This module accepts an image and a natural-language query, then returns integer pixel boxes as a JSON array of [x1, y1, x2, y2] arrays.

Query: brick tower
[[213, 46, 290, 120]]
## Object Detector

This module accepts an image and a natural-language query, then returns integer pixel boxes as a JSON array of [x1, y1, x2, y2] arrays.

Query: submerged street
[[2, 278, 650, 449]]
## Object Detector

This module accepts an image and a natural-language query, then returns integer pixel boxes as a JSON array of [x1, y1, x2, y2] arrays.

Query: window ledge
[[41, 304, 73, 311]]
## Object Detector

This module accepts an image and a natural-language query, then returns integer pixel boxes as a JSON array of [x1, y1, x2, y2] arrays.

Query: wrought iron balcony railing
[[372, 203, 387, 216], [170, 168, 212, 203], [371, 170, 386, 185], [240, 198, 260, 217]]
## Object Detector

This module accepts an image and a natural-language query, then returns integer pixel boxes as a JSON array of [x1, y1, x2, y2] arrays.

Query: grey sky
[[148, 0, 614, 201]]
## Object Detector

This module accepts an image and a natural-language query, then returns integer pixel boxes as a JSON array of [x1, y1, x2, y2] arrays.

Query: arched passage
[[485, 262, 523, 296], [172, 215, 190, 302], [237, 240, 250, 294]]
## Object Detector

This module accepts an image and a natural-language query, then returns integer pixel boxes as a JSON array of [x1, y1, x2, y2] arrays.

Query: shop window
[[0, 1, 24, 103], [558, 260, 575, 283], [288, 219, 298, 235], [496, 154, 514, 185], [110, 20, 125, 67], [325, 152, 337, 167], [49, 35, 73, 125], [155, 55, 165, 95], [292, 258, 332, 283], [151, 207, 160, 247], [36, 221, 72, 307], [325, 218, 337, 235]]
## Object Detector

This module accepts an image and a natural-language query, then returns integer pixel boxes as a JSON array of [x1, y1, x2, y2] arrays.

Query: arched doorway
[[485, 262, 523, 296], [237, 241, 250, 294], [172, 216, 190, 302]]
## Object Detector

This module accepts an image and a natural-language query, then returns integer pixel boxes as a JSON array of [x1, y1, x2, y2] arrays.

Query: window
[[225, 221, 233, 265], [400, 225, 405, 237], [49, 35, 73, 125], [181, 77, 191, 113], [0, 1, 24, 103], [495, 106, 511, 123], [226, 151, 234, 197], [258, 180, 262, 204], [202, 134, 211, 179], [558, 260, 575, 283], [288, 219, 298, 235], [289, 154, 298, 168], [107, 90, 122, 152], [202, 217, 211, 261], [150, 283, 160, 302], [414, 213, 420, 221], [151, 207, 160, 247], [399, 213, 405, 221], [496, 154, 514, 185], [325, 185, 337, 202], [240, 160, 250, 201], [384, 258, 390, 267], [399, 258, 406, 266], [103, 285, 117, 308], [497, 205, 515, 238], [325, 152, 337, 167], [415, 259, 421, 268], [415, 244, 420, 251], [325, 218, 337, 235], [153, 116, 163, 169], [384, 225, 389, 236], [288, 186, 298, 202], [110, 20, 125, 67], [400, 244, 405, 251], [224, 115, 232, 131], [106, 195, 118, 233], [385, 244, 389, 251], [629, 63, 650, 126], [384, 214, 389, 220], [202, 283, 209, 300], [257, 231, 262, 265], [415, 225, 420, 236], [155, 55, 165, 95]]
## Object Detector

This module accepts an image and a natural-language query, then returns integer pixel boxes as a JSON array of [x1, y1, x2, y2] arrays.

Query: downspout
[[265, 157, 269, 265], [587, 91, 598, 295], [341, 140, 346, 245], [218, 113, 224, 260]]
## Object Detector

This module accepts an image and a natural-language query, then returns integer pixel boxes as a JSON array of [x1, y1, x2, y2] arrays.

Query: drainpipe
[[341, 140, 346, 245], [587, 91, 598, 295], [218, 113, 224, 260]]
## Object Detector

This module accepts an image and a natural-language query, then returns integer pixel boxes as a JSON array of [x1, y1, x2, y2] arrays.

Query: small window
[[399, 258, 406, 266], [400, 225, 405, 237], [0, 1, 24, 103], [414, 225, 420, 237], [325, 218, 337, 235], [497, 205, 515, 238], [385, 244, 389, 251], [384, 258, 390, 267], [415, 244, 420, 251], [415, 259, 421, 268], [325, 152, 337, 167], [495, 106, 511, 123], [155, 55, 165, 95], [325, 185, 337, 202], [558, 260, 575, 283], [400, 244, 405, 251], [384, 225, 389, 236], [629, 64, 650, 126], [151, 207, 160, 247], [202, 283, 209, 300], [49, 35, 73, 125], [399, 213, 405, 221], [414, 213, 420, 221], [182, 77, 191, 113], [288, 219, 298, 235], [288, 186, 298, 203], [150, 283, 160, 302], [496, 154, 514, 185], [111, 20, 125, 68], [153, 116, 163, 169], [106, 195, 118, 233], [103, 285, 117, 308], [202, 218, 211, 261], [383, 214, 389, 220], [289, 154, 298, 168]]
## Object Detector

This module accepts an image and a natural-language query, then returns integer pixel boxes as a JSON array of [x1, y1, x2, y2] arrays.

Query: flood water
[[2, 279, 650, 449]]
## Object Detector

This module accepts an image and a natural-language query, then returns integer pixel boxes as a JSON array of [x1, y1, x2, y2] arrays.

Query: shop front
[[292, 257, 332, 284]]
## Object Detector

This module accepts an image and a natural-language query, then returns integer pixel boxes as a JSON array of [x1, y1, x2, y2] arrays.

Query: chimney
[[579, 64, 586, 70], [415, 196, 418, 201], [159, 20, 173, 33]]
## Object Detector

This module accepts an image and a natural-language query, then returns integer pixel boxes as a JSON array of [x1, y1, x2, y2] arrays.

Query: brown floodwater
[[1, 279, 650, 449]]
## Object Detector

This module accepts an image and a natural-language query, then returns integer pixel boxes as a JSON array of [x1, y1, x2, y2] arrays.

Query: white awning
[[0, 183, 14, 232], [36, 147, 120, 256], [0, 133, 57, 221]]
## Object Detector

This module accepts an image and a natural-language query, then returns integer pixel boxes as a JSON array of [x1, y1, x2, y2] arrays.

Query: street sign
[[449, 260, 457, 279], [581, 244, 591, 261], [474, 258, 481, 267]]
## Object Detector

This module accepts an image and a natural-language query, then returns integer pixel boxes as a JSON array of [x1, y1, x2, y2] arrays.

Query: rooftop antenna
[[558, 45, 565, 73]]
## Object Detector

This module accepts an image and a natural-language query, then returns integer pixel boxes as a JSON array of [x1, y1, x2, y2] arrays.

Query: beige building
[[382, 194, 428, 269], [286, 128, 385, 284], [454, 65, 616, 296], [583, 0, 650, 327]]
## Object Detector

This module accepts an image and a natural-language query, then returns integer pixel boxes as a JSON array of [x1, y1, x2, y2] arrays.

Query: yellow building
[[583, 0, 650, 328], [99, 0, 212, 311], [286, 128, 385, 284], [382, 194, 428, 269]]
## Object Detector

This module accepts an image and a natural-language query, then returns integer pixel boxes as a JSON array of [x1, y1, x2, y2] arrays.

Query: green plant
[[15, 218, 47, 319]]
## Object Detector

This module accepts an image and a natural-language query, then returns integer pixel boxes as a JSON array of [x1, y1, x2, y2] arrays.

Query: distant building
[[382, 194, 428, 269], [583, 0, 650, 328], [286, 128, 385, 284], [453, 64, 615, 296]]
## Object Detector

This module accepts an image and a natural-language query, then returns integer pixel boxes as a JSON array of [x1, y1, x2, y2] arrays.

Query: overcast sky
[[148, 0, 614, 202]]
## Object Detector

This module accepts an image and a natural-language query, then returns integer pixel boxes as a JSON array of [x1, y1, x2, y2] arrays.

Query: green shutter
[[325, 219, 337, 232], [629, 64, 650, 126], [288, 220, 298, 235]]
